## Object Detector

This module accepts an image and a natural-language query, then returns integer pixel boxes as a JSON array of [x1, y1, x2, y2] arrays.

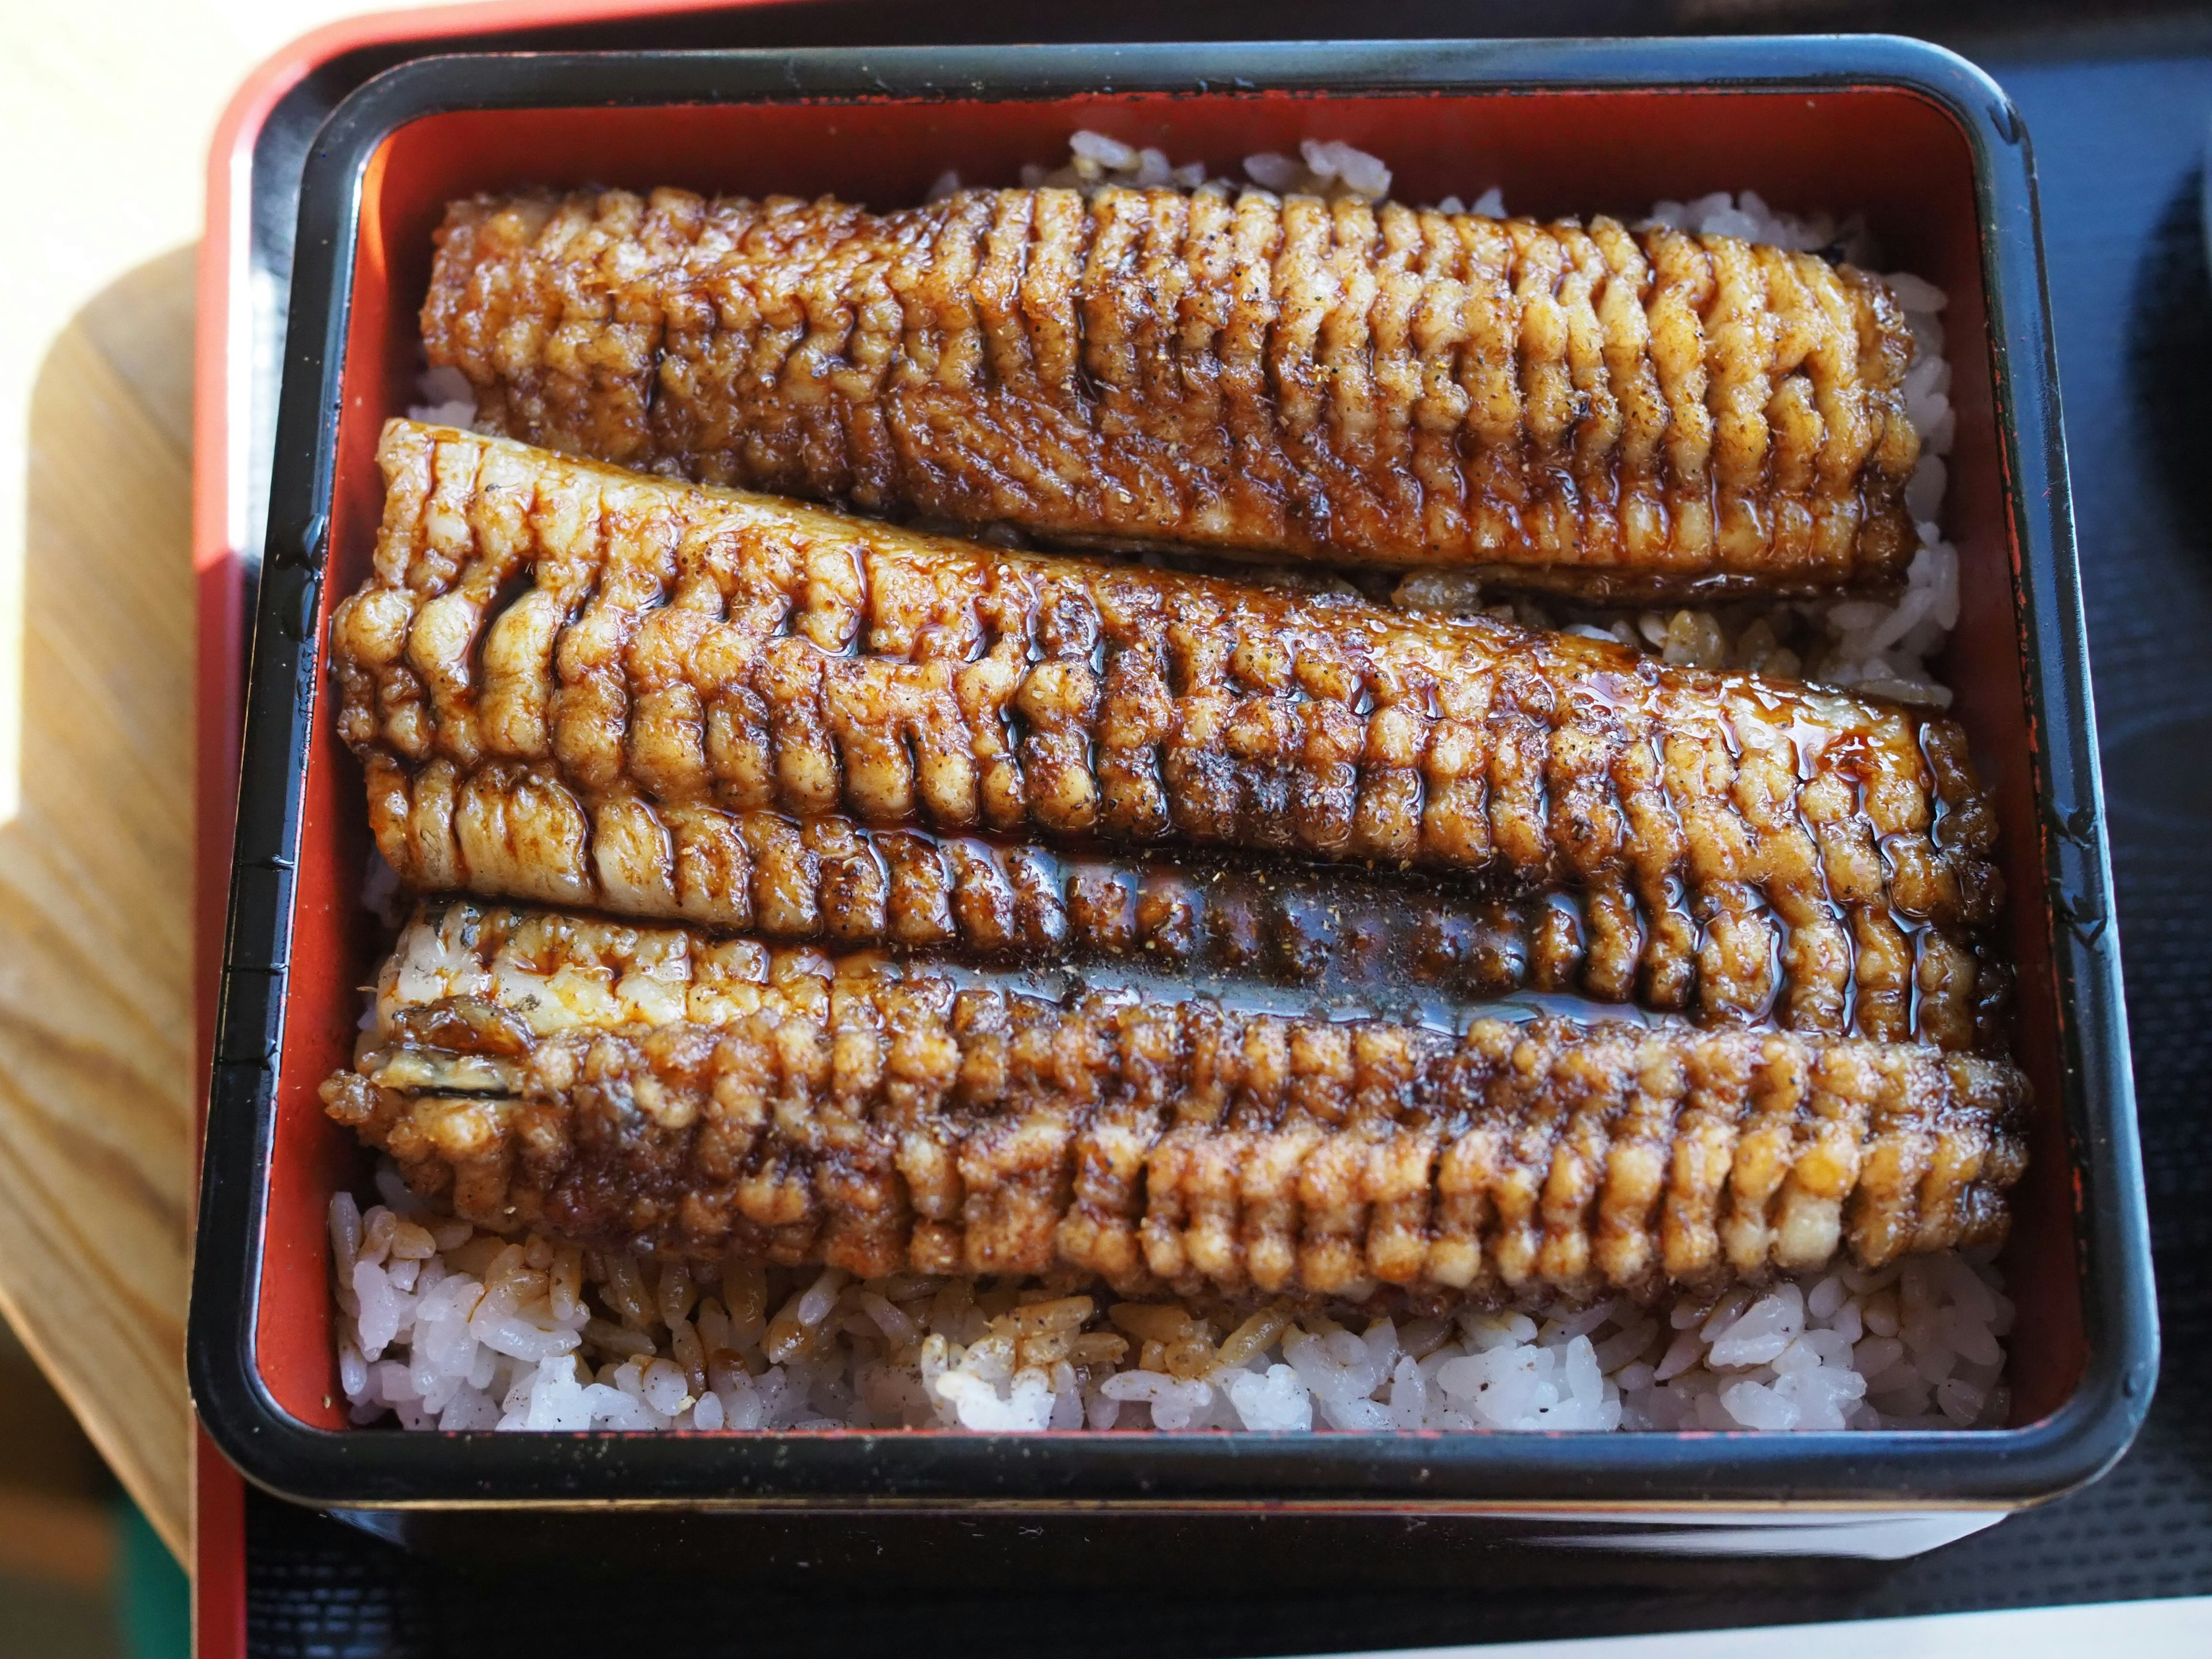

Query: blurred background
[[0, 1318, 134, 1657], [3, 1, 2211, 1655]]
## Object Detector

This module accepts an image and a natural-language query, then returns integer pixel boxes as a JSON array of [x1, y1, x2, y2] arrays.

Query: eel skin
[[332, 421, 2006, 1051], [323, 900, 2031, 1306], [422, 186, 1924, 599]]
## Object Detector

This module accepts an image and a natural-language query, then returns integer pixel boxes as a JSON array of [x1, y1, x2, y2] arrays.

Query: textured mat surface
[[234, 14, 2212, 1655]]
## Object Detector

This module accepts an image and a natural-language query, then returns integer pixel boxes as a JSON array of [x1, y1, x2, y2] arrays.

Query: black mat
[[234, 12, 2212, 1654]]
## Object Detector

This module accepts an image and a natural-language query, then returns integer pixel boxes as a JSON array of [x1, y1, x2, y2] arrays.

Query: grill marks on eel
[[325, 902, 2029, 1304], [421, 186, 1922, 599], [334, 421, 2006, 1052]]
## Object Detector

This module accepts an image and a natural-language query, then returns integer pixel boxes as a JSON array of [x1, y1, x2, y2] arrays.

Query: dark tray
[[193, 29, 2149, 1522], [215, 6, 2212, 1656]]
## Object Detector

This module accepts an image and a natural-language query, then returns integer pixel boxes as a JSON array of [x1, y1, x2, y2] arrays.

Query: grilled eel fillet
[[423, 186, 1924, 599], [323, 900, 2029, 1304], [334, 422, 2006, 1051]]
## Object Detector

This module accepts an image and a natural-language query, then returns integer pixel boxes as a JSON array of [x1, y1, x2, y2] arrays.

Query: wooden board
[[1, 245, 200, 1562], [0, 0, 479, 1570]]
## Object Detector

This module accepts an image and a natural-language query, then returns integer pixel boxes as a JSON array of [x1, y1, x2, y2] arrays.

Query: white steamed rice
[[336, 1174, 2011, 1435], [378, 137, 1999, 1436]]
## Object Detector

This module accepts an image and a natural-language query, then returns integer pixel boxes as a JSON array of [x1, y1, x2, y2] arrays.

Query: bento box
[[187, 34, 2155, 1553]]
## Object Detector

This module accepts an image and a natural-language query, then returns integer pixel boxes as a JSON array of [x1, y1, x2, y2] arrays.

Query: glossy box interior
[[211, 44, 2128, 1498]]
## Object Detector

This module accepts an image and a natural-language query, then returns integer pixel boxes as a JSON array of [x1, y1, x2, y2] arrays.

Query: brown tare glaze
[[334, 422, 2005, 1052], [326, 900, 2029, 1306], [423, 187, 1922, 600]]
